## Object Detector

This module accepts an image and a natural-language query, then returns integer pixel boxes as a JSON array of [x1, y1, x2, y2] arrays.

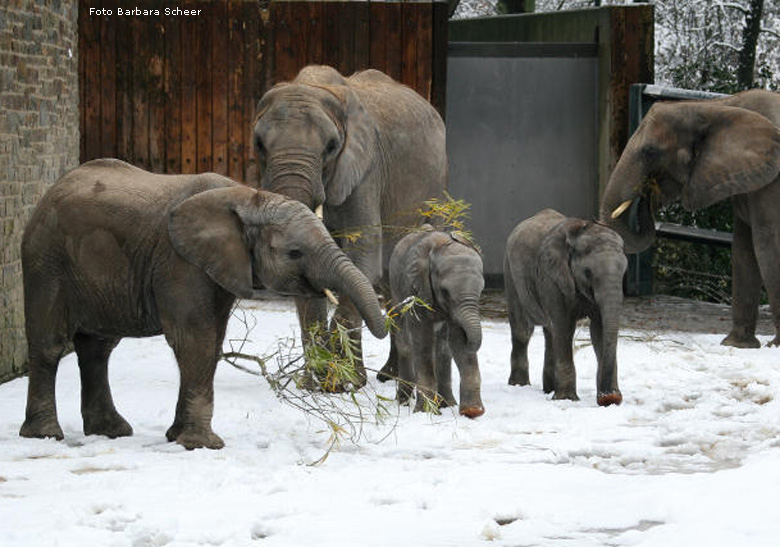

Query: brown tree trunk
[[737, 0, 764, 90]]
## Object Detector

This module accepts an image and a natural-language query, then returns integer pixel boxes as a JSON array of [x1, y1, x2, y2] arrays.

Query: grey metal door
[[446, 43, 599, 282]]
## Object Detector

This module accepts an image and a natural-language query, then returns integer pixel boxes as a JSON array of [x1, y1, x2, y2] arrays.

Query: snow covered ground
[[2, 297, 780, 546]]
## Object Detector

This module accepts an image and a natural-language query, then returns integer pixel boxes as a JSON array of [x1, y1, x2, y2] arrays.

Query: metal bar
[[655, 222, 732, 247]]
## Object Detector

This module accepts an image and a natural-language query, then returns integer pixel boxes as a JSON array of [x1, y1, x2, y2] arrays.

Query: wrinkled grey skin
[[600, 90, 780, 348], [388, 228, 485, 417], [504, 209, 626, 406], [19, 159, 387, 450], [253, 65, 447, 385]]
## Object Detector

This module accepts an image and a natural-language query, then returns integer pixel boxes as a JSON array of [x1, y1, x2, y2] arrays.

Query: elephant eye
[[288, 249, 303, 260], [324, 138, 338, 156], [254, 135, 266, 156]]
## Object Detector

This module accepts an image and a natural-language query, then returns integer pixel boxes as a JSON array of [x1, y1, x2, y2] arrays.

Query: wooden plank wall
[[79, 1, 448, 184], [267, 1, 448, 116], [78, 1, 265, 184]]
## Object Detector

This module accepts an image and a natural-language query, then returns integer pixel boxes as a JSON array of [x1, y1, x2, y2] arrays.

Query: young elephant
[[20, 159, 387, 450], [504, 209, 626, 406], [388, 227, 485, 417]]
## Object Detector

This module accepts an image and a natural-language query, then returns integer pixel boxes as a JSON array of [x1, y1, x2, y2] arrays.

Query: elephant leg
[[549, 320, 578, 401], [377, 332, 398, 383], [449, 325, 484, 418], [751, 224, 780, 346], [411, 319, 438, 413], [435, 322, 456, 408], [542, 328, 555, 394], [507, 283, 532, 386], [722, 217, 762, 348], [20, 284, 68, 440], [164, 327, 227, 450], [330, 295, 367, 389], [395, 322, 414, 405], [74, 333, 132, 438], [296, 295, 329, 347]]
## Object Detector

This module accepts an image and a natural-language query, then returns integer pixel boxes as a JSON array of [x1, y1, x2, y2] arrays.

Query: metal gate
[[446, 42, 599, 281]]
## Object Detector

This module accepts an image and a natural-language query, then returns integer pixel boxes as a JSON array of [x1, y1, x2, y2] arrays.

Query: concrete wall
[[0, 0, 79, 383]]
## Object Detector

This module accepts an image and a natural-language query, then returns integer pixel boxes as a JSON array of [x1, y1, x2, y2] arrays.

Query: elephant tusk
[[611, 199, 633, 219], [324, 288, 339, 306], [315, 205, 324, 220]]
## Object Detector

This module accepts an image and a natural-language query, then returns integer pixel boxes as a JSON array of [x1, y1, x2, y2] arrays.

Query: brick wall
[[1, 0, 79, 383]]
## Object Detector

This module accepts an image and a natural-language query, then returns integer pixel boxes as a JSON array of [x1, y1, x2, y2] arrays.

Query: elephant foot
[[597, 391, 623, 407], [377, 359, 397, 383], [508, 371, 530, 386], [396, 383, 414, 405], [414, 393, 442, 415], [84, 412, 133, 438], [552, 390, 579, 402], [167, 424, 224, 450], [767, 335, 780, 347], [20, 416, 64, 440], [459, 404, 485, 419], [437, 390, 457, 408], [721, 331, 761, 349]]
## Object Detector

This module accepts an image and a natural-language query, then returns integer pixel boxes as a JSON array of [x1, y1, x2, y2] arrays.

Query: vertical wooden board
[[415, 2, 433, 102], [196, 2, 213, 174], [385, 2, 403, 82], [164, 10, 182, 174], [353, 1, 370, 72], [148, 18, 166, 173], [401, 2, 418, 91], [115, 9, 133, 163], [180, 6, 198, 174], [306, 1, 324, 66], [336, 3, 355, 76], [243, 0, 260, 185], [211, 0, 229, 176], [227, 0, 245, 181], [131, 16, 150, 169], [431, 0, 448, 118], [99, 3, 117, 158], [322, 2, 340, 70], [83, 9, 102, 161], [368, 2, 388, 75], [272, 2, 297, 84]]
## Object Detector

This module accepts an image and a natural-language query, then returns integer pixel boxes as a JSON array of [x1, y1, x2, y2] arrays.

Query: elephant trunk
[[453, 300, 482, 352], [593, 284, 623, 407], [311, 244, 387, 339], [600, 146, 656, 254], [265, 150, 325, 210]]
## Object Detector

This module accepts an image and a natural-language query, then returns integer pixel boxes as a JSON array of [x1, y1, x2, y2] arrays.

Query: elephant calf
[[387, 227, 485, 417], [19, 159, 387, 450], [504, 209, 626, 406]]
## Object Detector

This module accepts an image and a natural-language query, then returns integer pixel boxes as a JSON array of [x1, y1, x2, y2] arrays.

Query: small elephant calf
[[386, 227, 485, 417], [504, 209, 626, 406]]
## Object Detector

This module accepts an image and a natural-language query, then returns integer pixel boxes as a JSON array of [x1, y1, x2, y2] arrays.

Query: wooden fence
[[79, 1, 448, 185]]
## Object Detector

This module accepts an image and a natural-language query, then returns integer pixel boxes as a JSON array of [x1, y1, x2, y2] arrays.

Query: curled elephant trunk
[[312, 247, 387, 339], [454, 302, 482, 352], [600, 147, 657, 254]]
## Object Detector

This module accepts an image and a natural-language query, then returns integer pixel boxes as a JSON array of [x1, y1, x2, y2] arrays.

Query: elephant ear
[[408, 235, 435, 307], [684, 105, 780, 210], [538, 220, 586, 302], [325, 84, 378, 206], [168, 186, 261, 299]]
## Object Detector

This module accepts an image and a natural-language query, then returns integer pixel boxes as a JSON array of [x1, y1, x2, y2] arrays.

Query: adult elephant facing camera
[[253, 65, 447, 385], [600, 89, 780, 348]]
